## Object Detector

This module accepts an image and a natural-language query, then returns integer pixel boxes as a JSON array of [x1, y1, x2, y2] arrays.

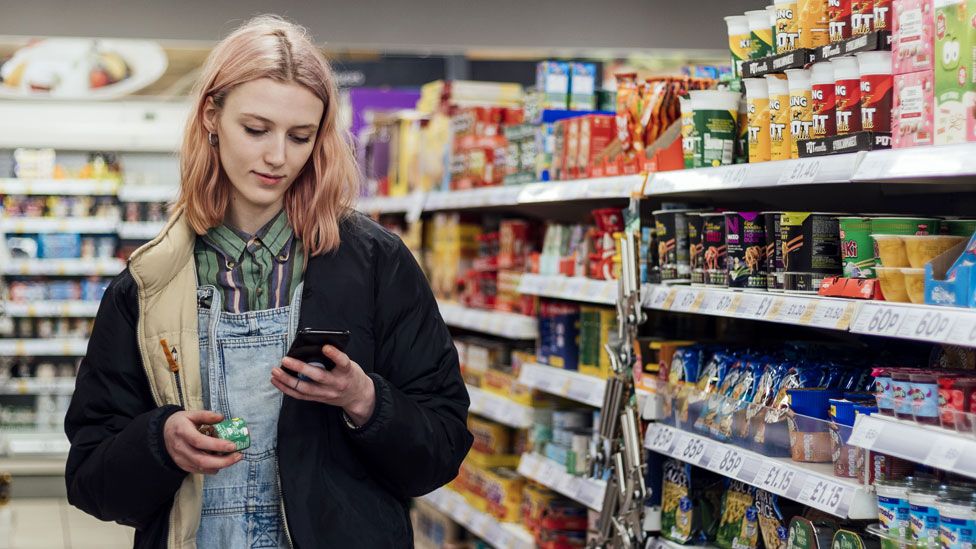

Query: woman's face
[[206, 78, 324, 227]]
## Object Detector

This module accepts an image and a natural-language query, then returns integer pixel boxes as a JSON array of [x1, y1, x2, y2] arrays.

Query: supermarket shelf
[[2, 300, 100, 318], [0, 339, 89, 357], [117, 185, 179, 202], [466, 385, 535, 429], [848, 300, 976, 347], [118, 221, 166, 240], [517, 175, 640, 204], [0, 217, 119, 234], [848, 414, 976, 480], [3, 257, 125, 276], [420, 488, 535, 549], [0, 431, 70, 456], [853, 142, 976, 184], [517, 274, 617, 305], [437, 301, 538, 339], [644, 423, 877, 520], [517, 452, 606, 511], [650, 537, 717, 549], [643, 285, 857, 332], [0, 378, 74, 396], [518, 363, 607, 408], [356, 193, 426, 215], [425, 186, 526, 211], [0, 456, 66, 476], [648, 154, 862, 196], [0, 178, 119, 196], [519, 363, 663, 419]]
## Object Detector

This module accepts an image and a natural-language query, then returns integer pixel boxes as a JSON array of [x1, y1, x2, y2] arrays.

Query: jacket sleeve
[[347, 238, 473, 498], [64, 270, 187, 528]]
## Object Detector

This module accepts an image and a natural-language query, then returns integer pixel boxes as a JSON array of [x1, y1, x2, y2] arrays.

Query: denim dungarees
[[194, 283, 303, 548]]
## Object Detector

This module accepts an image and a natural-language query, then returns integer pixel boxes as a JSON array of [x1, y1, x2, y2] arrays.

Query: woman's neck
[[225, 203, 284, 235]]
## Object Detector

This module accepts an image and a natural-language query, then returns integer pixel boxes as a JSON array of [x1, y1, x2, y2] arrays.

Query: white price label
[[947, 314, 976, 347], [755, 462, 798, 494], [672, 288, 700, 312], [897, 309, 954, 342], [924, 436, 965, 471], [649, 287, 672, 309], [740, 294, 776, 319], [599, 282, 618, 303], [778, 158, 823, 185], [647, 425, 677, 453], [847, 418, 884, 450], [717, 293, 740, 315], [698, 291, 724, 315], [777, 298, 812, 323], [567, 378, 601, 406], [854, 304, 904, 337], [798, 477, 848, 515], [710, 447, 747, 478], [721, 165, 750, 188], [565, 278, 587, 298], [577, 481, 605, 511], [675, 434, 709, 465], [810, 301, 855, 330]]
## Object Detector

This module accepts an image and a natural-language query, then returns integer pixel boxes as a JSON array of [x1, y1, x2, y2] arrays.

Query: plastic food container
[[901, 235, 966, 268], [872, 235, 909, 268], [876, 478, 911, 539], [908, 482, 941, 547], [875, 267, 910, 303], [901, 268, 926, 304], [788, 388, 841, 463]]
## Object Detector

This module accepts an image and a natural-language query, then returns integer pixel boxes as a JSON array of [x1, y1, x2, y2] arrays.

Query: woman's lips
[[253, 171, 285, 185]]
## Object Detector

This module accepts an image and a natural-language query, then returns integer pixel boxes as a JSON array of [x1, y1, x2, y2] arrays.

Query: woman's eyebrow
[[240, 112, 318, 130]]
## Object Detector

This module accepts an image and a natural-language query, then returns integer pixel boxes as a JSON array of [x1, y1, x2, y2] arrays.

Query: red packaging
[[498, 220, 532, 270], [564, 117, 581, 179], [851, 0, 876, 35], [835, 78, 863, 134], [939, 375, 976, 428], [860, 73, 894, 132], [577, 115, 615, 178], [873, 0, 892, 31], [812, 82, 838, 138], [829, 0, 854, 42]]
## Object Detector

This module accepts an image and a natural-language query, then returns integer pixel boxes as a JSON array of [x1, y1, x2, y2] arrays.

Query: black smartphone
[[285, 328, 351, 377]]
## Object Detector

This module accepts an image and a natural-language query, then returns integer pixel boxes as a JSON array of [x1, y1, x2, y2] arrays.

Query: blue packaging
[[39, 233, 81, 259], [536, 61, 570, 110], [570, 62, 597, 111]]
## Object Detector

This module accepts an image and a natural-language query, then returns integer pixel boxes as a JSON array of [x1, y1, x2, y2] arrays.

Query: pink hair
[[175, 15, 359, 255]]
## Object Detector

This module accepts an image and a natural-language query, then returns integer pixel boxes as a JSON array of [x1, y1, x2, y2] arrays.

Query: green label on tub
[[831, 530, 865, 549], [694, 109, 737, 168]]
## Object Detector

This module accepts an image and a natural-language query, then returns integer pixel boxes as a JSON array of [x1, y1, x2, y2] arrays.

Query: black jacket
[[64, 214, 473, 548]]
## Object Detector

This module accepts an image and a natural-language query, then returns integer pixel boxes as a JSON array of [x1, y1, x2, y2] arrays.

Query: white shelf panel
[[644, 423, 877, 520], [0, 339, 88, 357], [437, 301, 538, 340], [517, 274, 617, 305], [517, 452, 606, 511], [118, 221, 166, 240], [643, 284, 857, 332], [0, 377, 74, 396], [117, 185, 178, 202], [2, 300, 99, 318], [0, 431, 70, 456], [420, 488, 535, 549], [848, 414, 976, 480], [0, 178, 119, 196], [466, 385, 535, 429], [517, 175, 640, 203], [0, 455, 66, 476], [853, 143, 976, 182], [849, 300, 976, 347], [648, 154, 861, 195], [0, 217, 119, 234], [356, 193, 426, 215], [518, 362, 607, 408], [3, 258, 125, 276], [425, 186, 526, 211]]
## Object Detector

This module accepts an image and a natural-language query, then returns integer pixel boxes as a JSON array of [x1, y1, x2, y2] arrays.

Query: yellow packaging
[[775, 1, 800, 53], [747, 95, 771, 163], [766, 75, 792, 161], [597, 308, 617, 375], [797, 0, 830, 48], [484, 468, 525, 523], [579, 307, 616, 379], [726, 16, 753, 78], [468, 416, 512, 457], [522, 483, 560, 531], [482, 368, 543, 407]]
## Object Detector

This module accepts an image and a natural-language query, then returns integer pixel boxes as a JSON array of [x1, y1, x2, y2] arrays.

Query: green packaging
[[838, 217, 877, 278], [941, 218, 976, 237], [690, 90, 742, 168], [748, 9, 776, 59], [662, 459, 724, 545], [716, 481, 760, 549], [209, 417, 251, 451], [870, 217, 940, 236], [934, 0, 976, 145]]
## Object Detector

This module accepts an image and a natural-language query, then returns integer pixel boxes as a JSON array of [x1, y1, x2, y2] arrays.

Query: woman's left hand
[[271, 345, 376, 427]]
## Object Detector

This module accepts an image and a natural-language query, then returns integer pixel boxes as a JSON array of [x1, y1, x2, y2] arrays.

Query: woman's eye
[[244, 126, 266, 135], [290, 135, 311, 144]]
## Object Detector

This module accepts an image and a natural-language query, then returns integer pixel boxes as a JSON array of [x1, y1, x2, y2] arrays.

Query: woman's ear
[[202, 97, 219, 135]]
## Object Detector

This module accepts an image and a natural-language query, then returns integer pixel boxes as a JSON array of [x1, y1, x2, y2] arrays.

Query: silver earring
[[208, 132, 218, 146]]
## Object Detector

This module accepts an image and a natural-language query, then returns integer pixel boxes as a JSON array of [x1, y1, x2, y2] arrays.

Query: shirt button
[[256, 287, 264, 295]]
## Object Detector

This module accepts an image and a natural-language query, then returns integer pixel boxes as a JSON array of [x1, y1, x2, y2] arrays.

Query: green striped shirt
[[194, 210, 305, 313]]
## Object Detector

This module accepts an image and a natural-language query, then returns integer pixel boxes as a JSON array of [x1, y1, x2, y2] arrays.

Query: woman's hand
[[271, 345, 376, 427], [163, 410, 243, 475]]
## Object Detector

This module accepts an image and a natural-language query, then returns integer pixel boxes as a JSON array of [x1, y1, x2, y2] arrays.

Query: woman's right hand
[[163, 410, 243, 475]]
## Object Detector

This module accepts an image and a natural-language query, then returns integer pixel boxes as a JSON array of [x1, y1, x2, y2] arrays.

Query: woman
[[64, 16, 472, 549]]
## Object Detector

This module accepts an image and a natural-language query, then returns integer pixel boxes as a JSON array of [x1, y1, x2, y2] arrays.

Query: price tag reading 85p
[[710, 447, 747, 479], [647, 425, 677, 453], [675, 434, 709, 465]]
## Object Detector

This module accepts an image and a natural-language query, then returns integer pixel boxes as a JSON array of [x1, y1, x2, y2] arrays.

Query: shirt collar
[[202, 210, 293, 263]]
